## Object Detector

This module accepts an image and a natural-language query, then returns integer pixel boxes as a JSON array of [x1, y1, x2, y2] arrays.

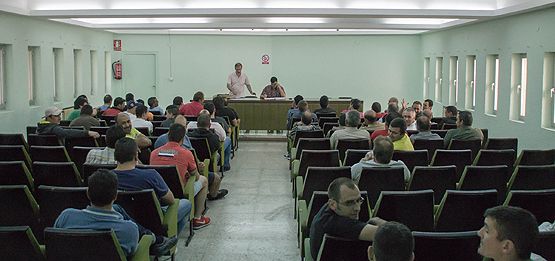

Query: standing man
[[227, 62, 255, 98], [260, 77, 286, 98]]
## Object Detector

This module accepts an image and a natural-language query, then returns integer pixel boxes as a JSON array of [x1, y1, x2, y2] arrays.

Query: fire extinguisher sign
[[114, 40, 122, 51]]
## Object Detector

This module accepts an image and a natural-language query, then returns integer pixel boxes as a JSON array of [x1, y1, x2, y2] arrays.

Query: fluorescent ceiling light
[[183, 0, 258, 8], [263, 0, 339, 8], [287, 29, 337, 32], [72, 18, 210, 24], [169, 29, 220, 31], [383, 18, 457, 24], [265, 17, 326, 23], [221, 29, 255, 32]]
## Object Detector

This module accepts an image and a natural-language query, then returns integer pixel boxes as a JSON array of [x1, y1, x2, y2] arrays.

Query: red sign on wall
[[262, 54, 270, 64], [113, 40, 122, 51]]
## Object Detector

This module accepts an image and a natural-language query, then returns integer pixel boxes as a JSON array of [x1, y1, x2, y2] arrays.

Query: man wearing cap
[[37, 106, 100, 139], [124, 100, 138, 121]]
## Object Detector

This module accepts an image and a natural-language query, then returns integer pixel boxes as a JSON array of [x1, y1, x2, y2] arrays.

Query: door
[[122, 53, 156, 100]]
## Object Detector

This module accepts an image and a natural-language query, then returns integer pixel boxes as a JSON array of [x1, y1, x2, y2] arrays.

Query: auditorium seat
[[457, 165, 509, 203], [71, 146, 102, 174], [408, 166, 457, 204], [291, 138, 331, 168], [514, 149, 555, 166], [322, 122, 339, 136], [357, 167, 405, 208], [503, 189, 555, 223], [82, 163, 117, 185], [484, 137, 518, 152], [343, 149, 371, 167], [336, 139, 371, 160], [430, 130, 448, 138], [315, 112, 337, 118], [430, 149, 472, 180], [30, 146, 71, 163], [37, 185, 89, 234], [434, 189, 497, 232], [535, 231, 555, 261], [64, 136, 99, 155], [153, 127, 170, 136], [316, 234, 371, 261], [392, 150, 429, 173], [27, 134, 61, 146], [0, 185, 41, 238], [373, 190, 435, 232], [412, 231, 481, 261], [318, 117, 339, 129], [0, 226, 45, 260], [90, 126, 109, 135], [0, 133, 28, 150], [472, 149, 516, 171], [189, 137, 219, 174], [413, 139, 444, 163], [0, 145, 33, 170], [0, 161, 34, 190], [507, 165, 555, 191], [32, 162, 83, 188], [448, 139, 482, 160], [291, 150, 341, 197]]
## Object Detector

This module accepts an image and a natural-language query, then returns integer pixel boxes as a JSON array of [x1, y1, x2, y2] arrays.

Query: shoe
[[207, 189, 228, 201], [222, 166, 231, 172], [150, 236, 178, 256], [193, 216, 211, 230]]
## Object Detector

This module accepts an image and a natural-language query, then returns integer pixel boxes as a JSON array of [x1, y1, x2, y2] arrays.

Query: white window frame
[[465, 55, 477, 110], [424, 57, 430, 99], [104, 51, 112, 94], [90, 50, 97, 96], [73, 49, 82, 98], [449, 56, 459, 106], [53, 48, 62, 102], [435, 57, 443, 102], [510, 54, 528, 121], [542, 52, 555, 129], [0, 46, 5, 109], [27, 47, 39, 105], [485, 55, 499, 115]]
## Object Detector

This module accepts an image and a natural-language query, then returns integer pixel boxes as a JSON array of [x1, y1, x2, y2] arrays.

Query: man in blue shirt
[[154, 115, 192, 149], [54, 169, 177, 257]]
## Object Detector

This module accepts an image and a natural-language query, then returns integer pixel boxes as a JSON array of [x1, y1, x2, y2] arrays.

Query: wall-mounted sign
[[113, 40, 122, 51], [262, 54, 270, 64]]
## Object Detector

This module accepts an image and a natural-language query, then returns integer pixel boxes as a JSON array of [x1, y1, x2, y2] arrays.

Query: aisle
[[176, 141, 300, 260]]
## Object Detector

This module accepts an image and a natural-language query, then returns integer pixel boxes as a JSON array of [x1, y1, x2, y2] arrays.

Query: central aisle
[[176, 141, 300, 260]]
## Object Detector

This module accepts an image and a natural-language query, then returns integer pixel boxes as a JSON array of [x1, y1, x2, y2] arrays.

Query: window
[[105, 51, 112, 94], [449, 56, 459, 105], [510, 54, 527, 121], [465, 55, 477, 110], [423, 57, 430, 98], [27, 47, 39, 105], [0, 45, 6, 109], [53, 48, 63, 102], [485, 55, 499, 115], [90, 50, 97, 96], [542, 52, 555, 129], [435, 57, 443, 102], [73, 49, 82, 98]]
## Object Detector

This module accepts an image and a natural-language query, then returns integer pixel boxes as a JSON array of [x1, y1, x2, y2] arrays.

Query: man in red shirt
[[150, 123, 211, 229], [179, 91, 205, 116], [102, 97, 126, 117]]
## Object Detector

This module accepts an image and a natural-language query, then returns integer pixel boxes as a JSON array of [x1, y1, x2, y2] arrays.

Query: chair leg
[[185, 220, 194, 246]]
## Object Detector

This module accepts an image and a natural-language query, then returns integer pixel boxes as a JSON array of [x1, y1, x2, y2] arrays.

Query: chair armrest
[[298, 200, 308, 231], [183, 177, 195, 220], [304, 237, 313, 261], [291, 159, 300, 181], [296, 176, 304, 199], [291, 148, 297, 160], [39, 245, 46, 257], [219, 141, 225, 165], [131, 234, 155, 261], [163, 199, 179, 238]]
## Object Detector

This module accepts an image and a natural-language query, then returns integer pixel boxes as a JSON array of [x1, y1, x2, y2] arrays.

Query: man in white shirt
[[227, 62, 255, 98], [187, 110, 226, 142], [131, 104, 153, 134], [403, 108, 417, 131]]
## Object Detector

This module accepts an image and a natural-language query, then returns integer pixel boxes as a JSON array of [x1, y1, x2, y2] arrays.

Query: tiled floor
[[174, 141, 300, 261]]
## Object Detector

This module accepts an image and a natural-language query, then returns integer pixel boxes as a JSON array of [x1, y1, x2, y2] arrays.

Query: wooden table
[[227, 98, 361, 130]]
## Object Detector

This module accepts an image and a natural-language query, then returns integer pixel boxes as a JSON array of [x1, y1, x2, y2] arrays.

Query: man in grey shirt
[[330, 110, 371, 149], [350, 136, 410, 183], [410, 115, 442, 143]]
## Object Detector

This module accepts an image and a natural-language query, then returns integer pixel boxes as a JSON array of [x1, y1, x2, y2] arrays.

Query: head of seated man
[[478, 206, 539, 261], [345, 110, 361, 128], [416, 115, 432, 132], [165, 105, 179, 119], [87, 169, 118, 209], [402, 108, 416, 128], [364, 110, 379, 125], [423, 99, 433, 111], [197, 112, 212, 129], [116, 113, 132, 134], [369, 221, 414, 261], [372, 136, 394, 164], [457, 110, 473, 128], [301, 111, 313, 126], [297, 100, 309, 113], [350, 98, 362, 111], [371, 102, 382, 114], [388, 118, 407, 142], [412, 101, 422, 115], [328, 177, 365, 221], [293, 95, 304, 108], [319, 95, 329, 109], [80, 104, 95, 117], [444, 105, 458, 118], [105, 125, 126, 149]]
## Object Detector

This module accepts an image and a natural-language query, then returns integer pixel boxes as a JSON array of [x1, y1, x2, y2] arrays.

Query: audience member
[[180, 91, 204, 116], [368, 222, 414, 261], [314, 95, 336, 115], [330, 110, 370, 149], [150, 123, 212, 229], [102, 97, 125, 117], [327, 112, 347, 137], [361, 110, 385, 131], [155, 115, 192, 149], [204, 101, 230, 135], [260, 76, 286, 98], [125, 93, 135, 103], [54, 169, 177, 257], [478, 206, 539, 261], [161, 105, 179, 128], [214, 95, 239, 126], [351, 136, 410, 183], [124, 100, 137, 121], [410, 116, 441, 143], [99, 94, 112, 112], [412, 101, 423, 117], [372, 102, 385, 120], [115, 112, 152, 149], [172, 96, 184, 107], [136, 99, 154, 121], [187, 110, 227, 145], [371, 112, 400, 140], [132, 104, 153, 134], [70, 104, 100, 131], [187, 113, 224, 167], [423, 99, 433, 111], [286, 95, 304, 128], [289, 111, 321, 142], [85, 125, 126, 164], [147, 97, 164, 115], [67, 96, 89, 121], [443, 110, 483, 147], [342, 98, 364, 118], [37, 106, 99, 140], [309, 177, 386, 260], [113, 138, 191, 235], [443, 105, 458, 125], [388, 118, 414, 151], [402, 108, 417, 131]]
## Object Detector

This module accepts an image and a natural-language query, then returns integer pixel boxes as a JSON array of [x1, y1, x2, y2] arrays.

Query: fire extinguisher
[[112, 60, 122, 80]]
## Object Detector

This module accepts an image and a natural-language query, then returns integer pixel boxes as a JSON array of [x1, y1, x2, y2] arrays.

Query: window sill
[[509, 119, 525, 124], [484, 113, 497, 117], [541, 127, 555, 132]]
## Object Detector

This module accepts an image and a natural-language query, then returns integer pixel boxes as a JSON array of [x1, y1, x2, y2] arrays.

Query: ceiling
[[1, 0, 554, 35]]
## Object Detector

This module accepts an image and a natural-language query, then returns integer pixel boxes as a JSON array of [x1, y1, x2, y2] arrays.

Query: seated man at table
[[260, 76, 286, 98], [330, 110, 370, 149], [350, 136, 410, 183]]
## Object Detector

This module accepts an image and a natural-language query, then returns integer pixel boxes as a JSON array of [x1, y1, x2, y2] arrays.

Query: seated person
[[478, 206, 540, 261], [371, 112, 400, 141], [161, 105, 179, 128], [330, 110, 370, 149], [37, 106, 100, 140], [443, 110, 483, 148], [412, 101, 423, 117], [98, 94, 112, 113], [102, 97, 126, 117], [147, 97, 164, 115], [371, 102, 386, 120], [388, 118, 414, 151], [341, 98, 364, 118], [136, 99, 154, 121], [368, 221, 414, 261], [214, 95, 239, 126], [70, 104, 100, 131], [180, 91, 204, 116], [116, 112, 152, 149], [150, 123, 212, 229], [442, 105, 458, 126], [289, 111, 321, 142], [286, 95, 304, 128], [131, 104, 154, 134], [188, 110, 231, 171], [350, 136, 410, 183], [410, 116, 441, 143], [314, 95, 336, 115], [54, 169, 177, 257], [172, 96, 183, 107], [309, 177, 386, 260], [361, 110, 385, 131], [113, 138, 191, 235], [67, 96, 88, 121], [403, 108, 417, 131], [260, 76, 286, 98], [327, 112, 346, 138], [155, 115, 192, 149], [85, 125, 126, 164]]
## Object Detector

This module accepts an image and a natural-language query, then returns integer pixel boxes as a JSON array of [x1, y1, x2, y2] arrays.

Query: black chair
[[535, 231, 555, 261], [37, 185, 89, 232], [514, 149, 555, 166], [71, 146, 102, 174], [343, 149, 371, 166], [26, 126, 38, 136], [434, 189, 497, 232], [293, 130, 325, 149], [151, 111, 162, 116], [135, 127, 150, 136], [0, 185, 41, 237], [136, 165, 185, 198], [27, 134, 61, 146], [0, 226, 45, 260], [151, 121, 163, 128], [408, 166, 457, 204], [153, 127, 170, 136], [373, 190, 435, 232], [392, 150, 429, 173], [322, 122, 339, 137], [0, 161, 34, 190], [458, 165, 509, 203], [484, 137, 518, 152], [90, 126, 110, 135], [316, 234, 371, 261], [413, 139, 444, 163], [318, 117, 339, 129], [0, 145, 33, 170], [442, 123, 458, 130], [473, 149, 516, 171], [448, 139, 482, 160], [99, 115, 116, 125], [189, 137, 218, 173], [32, 162, 83, 188], [430, 149, 472, 180], [82, 163, 117, 185], [292, 138, 331, 162], [292, 150, 341, 197], [30, 146, 72, 162], [413, 231, 481, 261], [430, 130, 448, 138], [504, 189, 555, 223], [357, 167, 405, 208], [153, 115, 166, 121], [185, 116, 197, 122], [507, 165, 555, 191], [0, 133, 28, 150], [64, 136, 99, 154], [336, 139, 371, 160]]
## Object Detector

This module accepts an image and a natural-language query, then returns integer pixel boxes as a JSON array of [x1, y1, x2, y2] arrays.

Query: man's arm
[[246, 83, 255, 95], [358, 217, 386, 241], [135, 133, 152, 148], [278, 84, 286, 97], [160, 190, 176, 205]]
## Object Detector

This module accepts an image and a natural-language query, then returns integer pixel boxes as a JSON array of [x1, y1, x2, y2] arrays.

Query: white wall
[[421, 7, 555, 150], [0, 12, 113, 132]]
